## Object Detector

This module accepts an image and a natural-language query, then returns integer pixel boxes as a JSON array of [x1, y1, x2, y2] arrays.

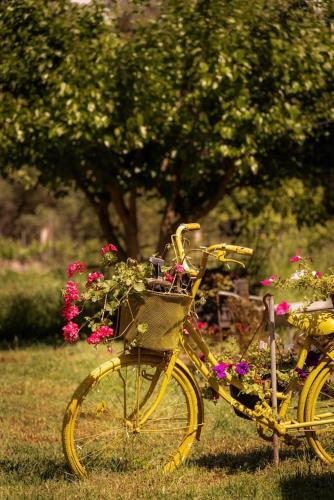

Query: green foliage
[[0, 270, 63, 343], [1, 0, 333, 256], [80, 257, 151, 335], [275, 256, 334, 304]]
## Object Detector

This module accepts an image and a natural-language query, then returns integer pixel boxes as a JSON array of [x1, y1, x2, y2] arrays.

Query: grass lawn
[[1, 342, 334, 499]]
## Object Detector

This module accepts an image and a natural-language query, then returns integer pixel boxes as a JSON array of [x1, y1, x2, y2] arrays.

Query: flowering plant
[[202, 338, 316, 404], [61, 245, 190, 348], [260, 252, 334, 315]]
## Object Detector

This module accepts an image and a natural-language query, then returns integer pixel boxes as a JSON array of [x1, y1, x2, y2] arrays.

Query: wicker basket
[[119, 290, 193, 351]]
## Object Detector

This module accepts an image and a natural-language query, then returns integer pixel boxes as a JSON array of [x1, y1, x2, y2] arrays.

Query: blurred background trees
[[0, 0, 333, 341], [1, 0, 333, 257]]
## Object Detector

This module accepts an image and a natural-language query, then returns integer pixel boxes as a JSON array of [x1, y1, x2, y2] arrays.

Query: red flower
[[63, 321, 79, 343], [63, 304, 80, 321], [101, 243, 118, 255], [64, 281, 80, 304], [86, 325, 114, 345], [67, 260, 86, 278], [86, 272, 104, 286], [164, 272, 174, 283], [197, 322, 208, 330]]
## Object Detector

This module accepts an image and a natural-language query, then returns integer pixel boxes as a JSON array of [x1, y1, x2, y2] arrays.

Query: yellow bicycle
[[62, 223, 334, 476]]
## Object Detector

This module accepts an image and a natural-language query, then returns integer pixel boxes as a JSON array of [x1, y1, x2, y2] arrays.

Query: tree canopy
[[1, 0, 333, 258]]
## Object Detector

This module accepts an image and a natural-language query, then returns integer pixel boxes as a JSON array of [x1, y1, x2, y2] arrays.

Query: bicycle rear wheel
[[304, 364, 334, 464], [62, 352, 199, 476]]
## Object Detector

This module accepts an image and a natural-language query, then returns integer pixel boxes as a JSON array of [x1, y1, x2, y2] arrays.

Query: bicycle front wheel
[[304, 364, 334, 464], [62, 352, 199, 476]]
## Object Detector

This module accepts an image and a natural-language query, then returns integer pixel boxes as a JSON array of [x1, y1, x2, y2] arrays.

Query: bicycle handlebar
[[207, 243, 253, 256], [173, 223, 253, 278], [173, 223, 201, 276], [175, 223, 201, 235]]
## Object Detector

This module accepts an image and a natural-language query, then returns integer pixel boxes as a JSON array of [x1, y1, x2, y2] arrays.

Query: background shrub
[[0, 270, 64, 344]]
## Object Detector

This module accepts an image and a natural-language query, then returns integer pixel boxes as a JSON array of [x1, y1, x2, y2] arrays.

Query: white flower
[[290, 270, 306, 280]]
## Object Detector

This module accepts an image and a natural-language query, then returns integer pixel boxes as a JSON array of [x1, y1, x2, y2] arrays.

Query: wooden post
[[264, 294, 279, 466]]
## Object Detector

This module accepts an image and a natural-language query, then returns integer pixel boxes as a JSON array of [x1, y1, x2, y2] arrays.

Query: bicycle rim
[[62, 353, 199, 476], [304, 364, 334, 464]]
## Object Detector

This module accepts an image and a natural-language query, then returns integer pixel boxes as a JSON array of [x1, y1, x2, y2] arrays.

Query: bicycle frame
[[156, 224, 334, 440]]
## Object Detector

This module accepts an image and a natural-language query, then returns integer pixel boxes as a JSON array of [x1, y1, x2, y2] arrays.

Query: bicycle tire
[[62, 352, 199, 476], [304, 363, 334, 464]]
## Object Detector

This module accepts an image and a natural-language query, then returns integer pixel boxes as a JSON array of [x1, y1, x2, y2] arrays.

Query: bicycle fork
[[128, 348, 181, 432]]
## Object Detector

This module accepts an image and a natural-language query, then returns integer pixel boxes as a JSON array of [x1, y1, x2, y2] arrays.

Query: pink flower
[[101, 243, 118, 255], [276, 301, 291, 315], [64, 281, 80, 304], [86, 332, 101, 345], [63, 304, 80, 321], [183, 328, 189, 336], [63, 321, 79, 343], [95, 325, 113, 338], [86, 325, 113, 345], [175, 264, 185, 273], [260, 275, 278, 286], [290, 254, 302, 263], [67, 260, 86, 278], [86, 272, 104, 286], [197, 321, 208, 330], [164, 272, 174, 283], [314, 271, 323, 279]]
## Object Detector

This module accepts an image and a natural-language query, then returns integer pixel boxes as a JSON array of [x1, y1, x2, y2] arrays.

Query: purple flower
[[235, 361, 250, 376], [295, 367, 307, 380], [199, 353, 206, 362], [213, 362, 229, 379], [305, 351, 320, 368]]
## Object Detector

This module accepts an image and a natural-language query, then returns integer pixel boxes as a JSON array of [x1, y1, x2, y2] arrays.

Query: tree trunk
[[78, 180, 127, 260], [110, 184, 142, 260]]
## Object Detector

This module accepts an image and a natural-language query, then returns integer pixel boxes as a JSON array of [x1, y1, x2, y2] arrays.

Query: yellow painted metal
[[297, 357, 328, 423], [63, 221, 334, 476], [62, 352, 200, 477], [288, 311, 334, 336], [279, 342, 310, 419], [137, 349, 180, 428], [172, 223, 201, 276], [303, 363, 334, 464], [181, 322, 285, 434]]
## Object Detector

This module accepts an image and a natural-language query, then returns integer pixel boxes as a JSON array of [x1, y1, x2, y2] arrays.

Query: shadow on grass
[[190, 447, 310, 473], [0, 458, 74, 482], [280, 470, 334, 500]]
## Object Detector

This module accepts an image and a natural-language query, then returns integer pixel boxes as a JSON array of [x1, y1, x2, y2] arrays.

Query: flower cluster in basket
[[202, 338, 320, 403], [62, 243, 188, 346], [260, 251, 334, 313], [201, 250, 332, 403]]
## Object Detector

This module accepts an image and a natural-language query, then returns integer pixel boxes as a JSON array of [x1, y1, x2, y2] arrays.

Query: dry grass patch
[[1, 343, 334, 499]]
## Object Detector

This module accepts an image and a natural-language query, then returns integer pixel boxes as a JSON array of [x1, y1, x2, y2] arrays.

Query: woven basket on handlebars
[[119, 290, 193, 351]]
